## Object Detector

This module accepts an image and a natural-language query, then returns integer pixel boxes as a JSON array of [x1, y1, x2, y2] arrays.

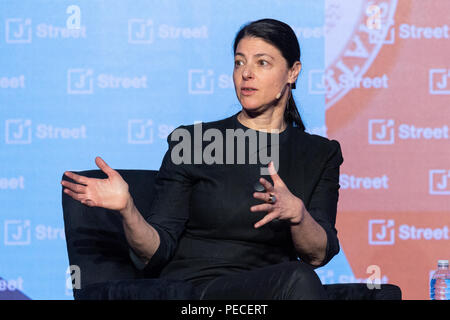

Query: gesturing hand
[[61, 157, 130, 212], [251, 161, 305, 229]]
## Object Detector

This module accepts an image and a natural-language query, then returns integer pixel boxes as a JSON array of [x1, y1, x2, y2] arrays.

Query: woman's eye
[[234, 60, 243, 67]]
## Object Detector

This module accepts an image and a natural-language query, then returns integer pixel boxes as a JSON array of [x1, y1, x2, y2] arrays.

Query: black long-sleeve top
[[134, 111, 344, 285]]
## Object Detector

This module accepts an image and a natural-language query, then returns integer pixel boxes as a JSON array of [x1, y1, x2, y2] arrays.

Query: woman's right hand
[[61, 157, 131, 212]]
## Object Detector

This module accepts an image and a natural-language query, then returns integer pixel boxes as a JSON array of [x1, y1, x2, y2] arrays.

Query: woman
[[61, 19, 343, 300]]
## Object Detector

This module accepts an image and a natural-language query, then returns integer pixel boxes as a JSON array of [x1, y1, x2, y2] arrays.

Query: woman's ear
[[289, 61, 302, 86]]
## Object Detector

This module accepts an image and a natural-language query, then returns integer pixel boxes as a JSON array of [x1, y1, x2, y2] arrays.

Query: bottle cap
[[438, 260, 449, 265]]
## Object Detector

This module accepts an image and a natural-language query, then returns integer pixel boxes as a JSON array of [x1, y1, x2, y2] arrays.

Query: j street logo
[[368, 219, 450, 245], [128, 18, 208, 44], [308, 70, 389, 93], [5, 17, 86, 43], [368, 119, 395, 144], [188, 69, 234, 94], [429, 69, 450, 95], [5, 18, 32, 43], [368, 119, 449, 144], [128, 119, 154, 144], [127, 119, 175, 145], [4, 220, 31, 245], [67, 69, 148, 94], [188, 69, 214, 94], [369, 219, 395, 245], [429, 170, 450, 195], [324, 0, 398, 109], [128, 19, 154, 44], [308, 70, 327, 95], [3, 220, 65, 245], [4, 119, 87, 144], [67, 69, 94, 94], [5, 119, 32, 144]]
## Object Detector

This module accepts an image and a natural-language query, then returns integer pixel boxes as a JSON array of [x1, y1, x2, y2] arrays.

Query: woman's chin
[[241, 104, 273, 117], [239, 100, 264, 112]]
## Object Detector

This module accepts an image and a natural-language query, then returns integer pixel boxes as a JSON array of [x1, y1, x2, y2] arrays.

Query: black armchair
[[61, 169, 401, 300]]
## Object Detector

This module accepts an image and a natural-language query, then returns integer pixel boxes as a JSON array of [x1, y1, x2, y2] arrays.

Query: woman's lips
[[241, 87, 258, 96]]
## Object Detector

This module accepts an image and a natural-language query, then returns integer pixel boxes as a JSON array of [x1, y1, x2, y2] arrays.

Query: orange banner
[[326, 0, 450, 299]]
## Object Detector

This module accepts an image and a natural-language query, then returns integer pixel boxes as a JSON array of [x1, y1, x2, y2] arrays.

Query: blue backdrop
[[0, 0, 354, 299]]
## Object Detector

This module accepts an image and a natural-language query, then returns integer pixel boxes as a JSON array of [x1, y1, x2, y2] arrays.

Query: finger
[[250, 203, 273, 213], [268, 161, 284, 185], [253, 191, 276, 203], [81, 199, 96, 207], [259, 177, 274, 192], [61, 180, 87, 194], [63, 187, 87, 202], [253, 192, 267, 202], [64, 171, 88, 185], [254, 211, 280, 229], [95, 156, 116, 177]]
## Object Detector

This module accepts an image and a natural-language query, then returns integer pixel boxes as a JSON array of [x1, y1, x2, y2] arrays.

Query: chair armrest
[[324, 283, 402, 300]]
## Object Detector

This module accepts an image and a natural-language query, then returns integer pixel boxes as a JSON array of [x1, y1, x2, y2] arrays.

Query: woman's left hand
[[251, 161, 305, 228]]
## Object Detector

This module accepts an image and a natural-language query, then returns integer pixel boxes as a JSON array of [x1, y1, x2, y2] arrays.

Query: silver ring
[[268, 194, 276, 204]]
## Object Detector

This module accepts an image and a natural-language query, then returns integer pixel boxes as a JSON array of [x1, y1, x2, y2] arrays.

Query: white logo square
[[67, 69, 94, 94], [128, 19, 154, 44], [128, 119, 153, 144], [369, 23, 396, 45], [5, 119, 32, 144], [429, 170, 450, 195], [308, 70, 327, 94], [4, 220, 31, 245], [368, 219, 395, 245], [188, 69, 214, 94], [5, 18, 32, 43], [368, 119, 395, 144], [429, 69, 450, 95]]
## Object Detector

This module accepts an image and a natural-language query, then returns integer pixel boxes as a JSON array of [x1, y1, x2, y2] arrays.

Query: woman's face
[[233, 36, 299, 112]]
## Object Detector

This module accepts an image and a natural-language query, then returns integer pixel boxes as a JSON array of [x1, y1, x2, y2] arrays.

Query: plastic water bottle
[[430, 260, 450, 300]]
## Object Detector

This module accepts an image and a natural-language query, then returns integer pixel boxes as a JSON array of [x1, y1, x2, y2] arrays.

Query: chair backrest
[[61, 169, 158, 291]]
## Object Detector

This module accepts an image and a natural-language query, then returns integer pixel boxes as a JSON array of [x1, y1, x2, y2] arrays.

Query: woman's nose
[[242, 66, 254, 79]]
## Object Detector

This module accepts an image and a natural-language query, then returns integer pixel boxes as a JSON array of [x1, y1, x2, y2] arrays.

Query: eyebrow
[[235, 52, 275, 60]]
